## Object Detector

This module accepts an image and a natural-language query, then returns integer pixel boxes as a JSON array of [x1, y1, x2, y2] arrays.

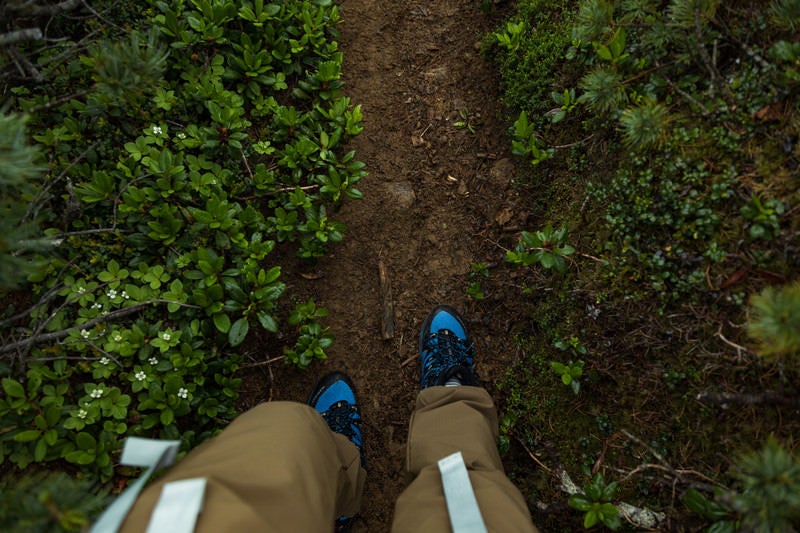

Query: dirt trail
[[268, 0, 522, 529]]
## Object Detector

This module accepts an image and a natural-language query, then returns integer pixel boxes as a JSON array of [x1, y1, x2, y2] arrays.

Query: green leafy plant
[[685, 437, 800, 532], [683, 488, 738, 533], [740, 195, 784, 240], [495, 21, 524, 52], [551, 336, 586, 394], [550, 359, 584, 395], [510, 111, 554, 165], [548, 88, 578, 124], [506, 225, 575, 274], [0, 0, 364, 487], [454, 108, 478, 134], [466, 262, 489, 300], [568, 472, 621, 530]]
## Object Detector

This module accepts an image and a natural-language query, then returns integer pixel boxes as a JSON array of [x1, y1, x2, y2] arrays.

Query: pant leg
[[391, 386, 539, 533], [120, 401, 366, 532]]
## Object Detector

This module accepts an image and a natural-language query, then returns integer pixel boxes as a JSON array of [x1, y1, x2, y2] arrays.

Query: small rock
[[489, 158, 516, 190], [383, 181, 416, 209]]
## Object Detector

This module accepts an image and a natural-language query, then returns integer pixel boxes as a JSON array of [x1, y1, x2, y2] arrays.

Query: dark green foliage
[[771, 0, 800, 31], [0, 471, 111, 532], [568, 473, 621, 530], [731, 437, 800, 531], [0, 113, 45, 289], [82, 30, 169, 114], [686, 437, 800, 532], [748, 282, 800, 365], [619, 98, 670, 149], [587, 134, 735, 302], [0, 0, 364, 487], [490, 0, 800, 529], [488, 0, 575, 123]]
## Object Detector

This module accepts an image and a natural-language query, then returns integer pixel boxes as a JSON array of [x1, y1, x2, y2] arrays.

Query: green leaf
[[540, 253, 556, 269], [596, 44, 612, 61], [708, 522, 738, 533], [214, 313, 231, 333], [2, 378, 25, 399], [14, 430, 41, 442], [609, 28, 626, 58], [161, 408, 174, 426], [584, 508, 599, 528], [257, 311, 278, 332], [602, 481, 618, 500], [599, 503, 621, 529], [263, 266, 281, 284], [229, 318, 249, 346], [75, 432, 96, 450], [34, 438, 47, 461], [569, 494, 592, 511]]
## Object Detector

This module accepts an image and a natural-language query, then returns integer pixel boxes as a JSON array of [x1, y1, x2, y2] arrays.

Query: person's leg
[[120, 374, 365, 532], [391, 306, 538, 532]]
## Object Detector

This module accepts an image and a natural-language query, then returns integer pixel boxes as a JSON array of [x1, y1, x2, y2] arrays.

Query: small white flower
[[210, 179, 217, 185], [76, 409, 88, 419], [90, 388, 103, 399], [92, 302, 103, 310], [113, 332, 123, 342], [149, 357, 158, 365], [76, 286, 86, 294], [121, 291, 130, 300], [177, 388, 189, 399], [152, 125, 163, 135], [177, 132, 186, 140], [135, 371, 147, 381], [80, 329, 91, 339], [100, 357, 110, 365], [160, 332, 171, 342], [107, 289, 118, 299]]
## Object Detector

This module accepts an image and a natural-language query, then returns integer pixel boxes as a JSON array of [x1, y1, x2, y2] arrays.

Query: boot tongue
[[436, 365, 478, 387]]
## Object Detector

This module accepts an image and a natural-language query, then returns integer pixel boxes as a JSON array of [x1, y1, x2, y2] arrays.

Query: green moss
[[488, 0, 575, 123]]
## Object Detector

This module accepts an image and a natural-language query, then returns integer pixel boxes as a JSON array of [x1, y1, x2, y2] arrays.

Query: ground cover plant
[[488, 0, 800, 529], [0, 0, 363, 527]]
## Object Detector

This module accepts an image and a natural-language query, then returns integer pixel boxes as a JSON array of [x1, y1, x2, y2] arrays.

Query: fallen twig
[[0, 28, 43, 46], [238, 355, 286, 369], [379, 260, 394, 340], [1, 299, 198, 355], [519, 434, 666, 529], [696, 390, 800, 408]]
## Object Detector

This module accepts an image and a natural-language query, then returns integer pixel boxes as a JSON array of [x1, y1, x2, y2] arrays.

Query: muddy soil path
[[266, 0, 526, 529]]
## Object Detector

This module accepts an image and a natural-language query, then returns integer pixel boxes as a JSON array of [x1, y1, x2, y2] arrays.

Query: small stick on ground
[[379, 259, 394, 340], [696, 390, 800, 408]]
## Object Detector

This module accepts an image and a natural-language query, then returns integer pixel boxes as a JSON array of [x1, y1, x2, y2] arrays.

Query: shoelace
[[323, 400, 363, 448], [421, 329, 475, 387]]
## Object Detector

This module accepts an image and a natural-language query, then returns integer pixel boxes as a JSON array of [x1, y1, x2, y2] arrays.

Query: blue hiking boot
[[419, 305, 478, 388], [307, 372, 364, 533], [307, 371, 364, 464]]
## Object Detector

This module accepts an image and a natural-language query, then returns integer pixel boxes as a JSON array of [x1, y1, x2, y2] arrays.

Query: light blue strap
[[438, 451, 488, 533], [91, 437, 181, 533], [146, 478, 207, 533]]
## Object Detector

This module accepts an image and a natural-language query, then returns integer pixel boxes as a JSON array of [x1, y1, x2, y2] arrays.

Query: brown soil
[[244, 0, 532, 530]]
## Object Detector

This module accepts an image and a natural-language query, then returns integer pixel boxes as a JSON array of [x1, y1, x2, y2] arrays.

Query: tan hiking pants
[[120, 386, 538, 532]]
